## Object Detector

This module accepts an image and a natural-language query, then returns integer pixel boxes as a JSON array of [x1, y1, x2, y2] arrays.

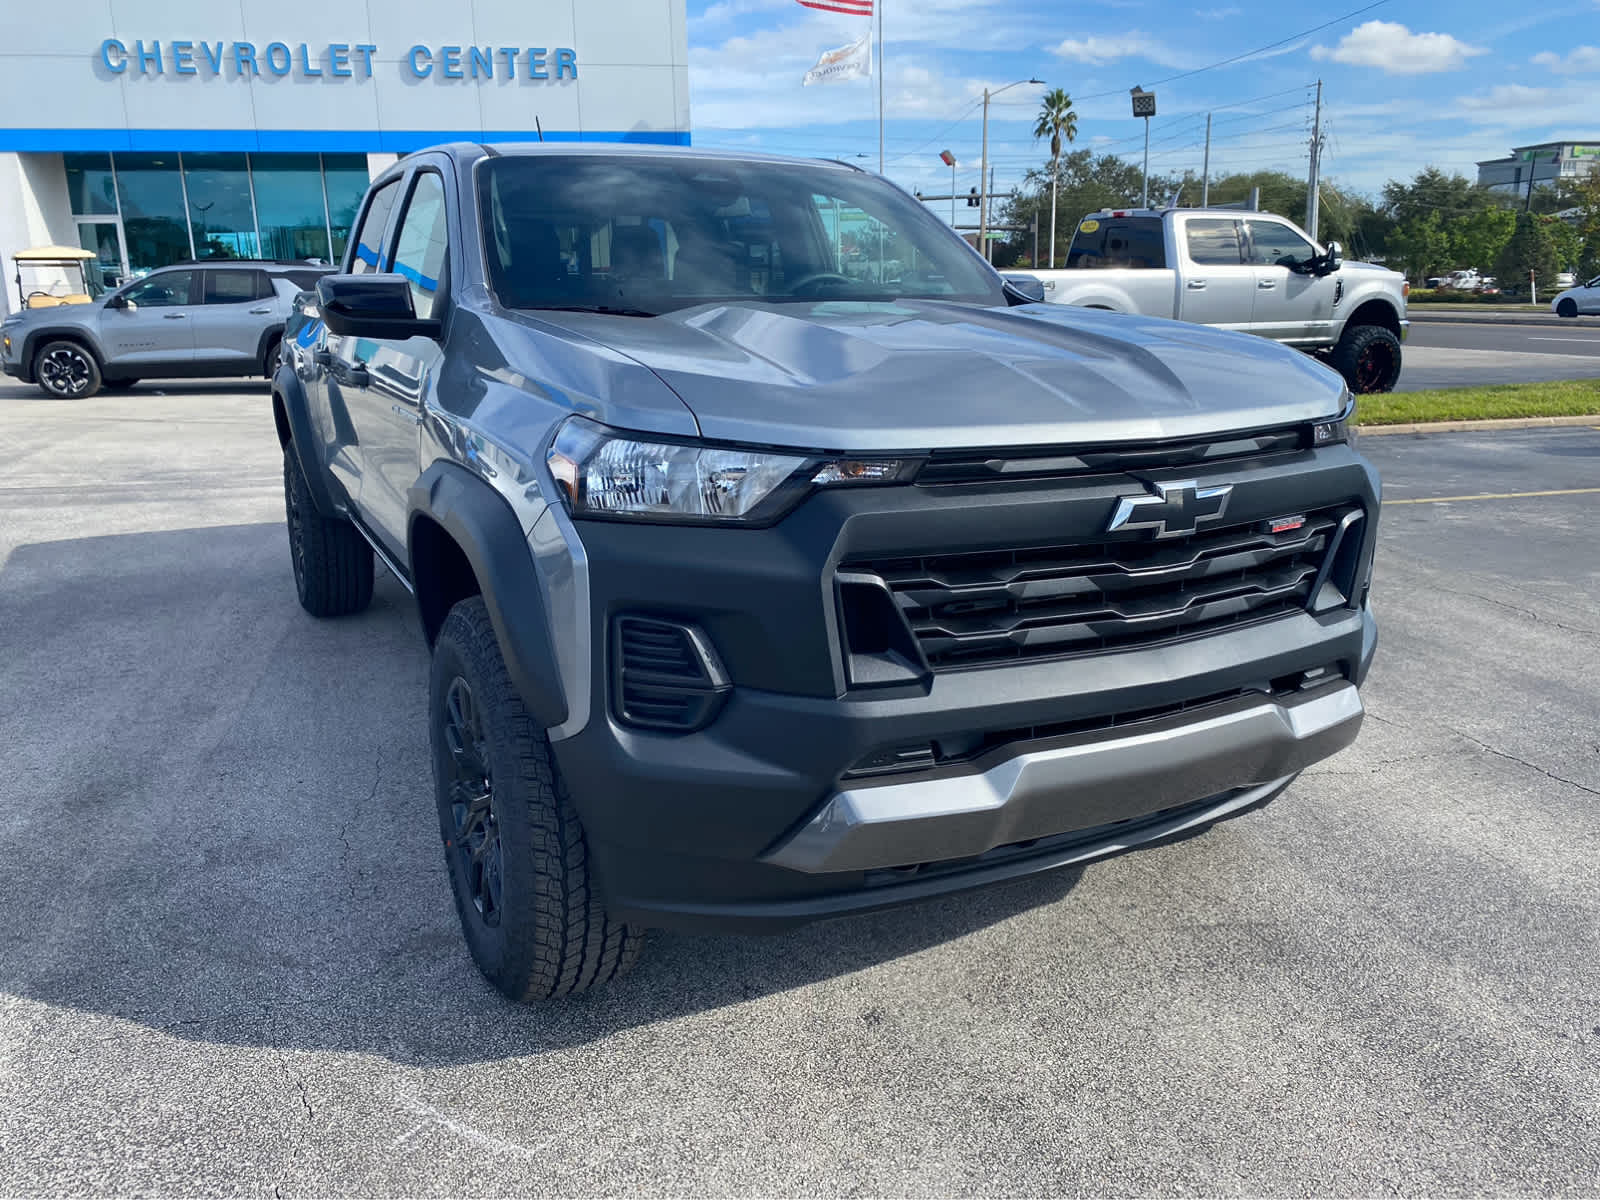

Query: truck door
[[317, 177, 404, 512], [1243, 218, 1337, 344], [1176, 218, 1254, 333], [338, 167, 450, 558]]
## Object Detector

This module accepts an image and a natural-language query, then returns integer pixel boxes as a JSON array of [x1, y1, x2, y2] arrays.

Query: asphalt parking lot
[[2, 380, 1598, 1195], [1400, 318, 1600, 391]]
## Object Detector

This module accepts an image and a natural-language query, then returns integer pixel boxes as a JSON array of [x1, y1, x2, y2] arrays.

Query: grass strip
[[1355, 380, 1600, 425]]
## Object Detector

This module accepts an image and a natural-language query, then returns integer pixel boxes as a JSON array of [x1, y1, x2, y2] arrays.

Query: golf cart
[[12, 245, 102, 310]]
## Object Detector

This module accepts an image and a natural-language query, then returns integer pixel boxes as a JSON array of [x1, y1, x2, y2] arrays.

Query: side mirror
[[106, 293, 129, 309], [1002, 274, 1047, 304], [316, 274, 441, 340], [1323, 241, 1343, 275]]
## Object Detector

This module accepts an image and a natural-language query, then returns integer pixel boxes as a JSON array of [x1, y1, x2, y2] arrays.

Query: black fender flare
[[19, 326, 105, 381], [408, 461, 568, 730], [271, 363, 342, 518]]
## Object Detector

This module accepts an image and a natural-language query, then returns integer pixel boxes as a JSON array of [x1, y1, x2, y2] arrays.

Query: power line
[[1073, 1, 1393, 101]]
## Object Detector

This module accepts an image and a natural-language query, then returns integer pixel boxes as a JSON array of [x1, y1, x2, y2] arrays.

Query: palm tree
[[1032, 88, 1078, 268]]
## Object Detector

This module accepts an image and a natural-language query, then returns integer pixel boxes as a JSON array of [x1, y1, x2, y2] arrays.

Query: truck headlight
[[548, 417, 906, 524], [1312, 389, 1357, 446]]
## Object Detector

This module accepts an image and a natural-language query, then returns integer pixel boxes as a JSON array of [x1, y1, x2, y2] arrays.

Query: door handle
[[392, 403, 423, 426], [161, 312, 187, 319], [248, 306, 273, 315], [1257, 279, 1277, 289], [1186, 279, 1207, 290]]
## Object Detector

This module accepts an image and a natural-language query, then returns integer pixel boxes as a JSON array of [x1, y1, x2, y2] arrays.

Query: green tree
[[1542, 214, 1581, 273], [1496, 211, 1558, 294], [1388, 211, 1451, 282], [1574, 172, 1600, 278], [1381, 167, 1500, 226], [1447, 207, 1515, 274], [1031, 88, 1078, 269]]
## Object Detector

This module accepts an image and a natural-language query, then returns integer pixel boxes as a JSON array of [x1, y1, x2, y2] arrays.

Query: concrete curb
[[1407, 310, 1587, 328], [1357, 414, 1600, 436]]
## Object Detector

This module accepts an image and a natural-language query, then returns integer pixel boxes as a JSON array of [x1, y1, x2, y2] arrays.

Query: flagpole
[[876, 1, 884, 173]]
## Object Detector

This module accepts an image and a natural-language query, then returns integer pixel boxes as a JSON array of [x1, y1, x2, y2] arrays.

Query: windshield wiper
[[525, 303, 659, 318]]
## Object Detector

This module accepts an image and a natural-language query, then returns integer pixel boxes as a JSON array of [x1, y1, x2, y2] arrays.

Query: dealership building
[[0, 0, 690, 315]]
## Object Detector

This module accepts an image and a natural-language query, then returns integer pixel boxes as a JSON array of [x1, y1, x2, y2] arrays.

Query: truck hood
[[535, 299, 1348, 452]]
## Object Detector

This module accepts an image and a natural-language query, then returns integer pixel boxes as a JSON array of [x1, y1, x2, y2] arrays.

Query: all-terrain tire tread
[[283, 448, 374, 617], [433, 597, 642, 1003]]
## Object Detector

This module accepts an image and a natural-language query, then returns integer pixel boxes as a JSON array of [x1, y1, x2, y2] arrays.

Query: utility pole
[[1306, 79, 1323, 242], [1201, 113, 1212, 207], [979, 87, 991, 258]]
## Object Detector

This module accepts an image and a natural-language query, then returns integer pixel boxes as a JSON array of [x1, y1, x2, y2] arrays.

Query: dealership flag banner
[[802, 31, 871, 85], [798, 0, 872, 13], [796, 0, 881, 169]]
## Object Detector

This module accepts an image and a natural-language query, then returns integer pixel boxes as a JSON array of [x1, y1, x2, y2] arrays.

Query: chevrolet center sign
[[98, 39, 581, 82]]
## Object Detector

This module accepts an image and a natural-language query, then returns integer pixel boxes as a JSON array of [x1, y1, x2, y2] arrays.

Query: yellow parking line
[[1386, 487, 1600, 506]]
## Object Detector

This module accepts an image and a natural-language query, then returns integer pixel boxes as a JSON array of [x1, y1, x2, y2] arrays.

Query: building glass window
[[115, 154, 191, 273], [322, 154, 373, 264], [253, 154, 332, 262], [183, 152, 258, 259], [64, 153, 118, 216]]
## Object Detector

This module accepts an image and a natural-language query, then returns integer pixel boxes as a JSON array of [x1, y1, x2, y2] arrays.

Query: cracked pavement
[[0, 383, 1597, 1195]]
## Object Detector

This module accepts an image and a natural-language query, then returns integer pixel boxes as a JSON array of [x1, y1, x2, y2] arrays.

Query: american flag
[[797, 0, 872, 14]]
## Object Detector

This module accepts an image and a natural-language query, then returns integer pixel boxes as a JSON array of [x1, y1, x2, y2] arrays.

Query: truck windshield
[[1066, 216, 1166, 270], [477, 155, 1005, 315]]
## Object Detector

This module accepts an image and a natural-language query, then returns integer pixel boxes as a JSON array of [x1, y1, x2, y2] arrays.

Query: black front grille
[[844, 505, 1357, 671]]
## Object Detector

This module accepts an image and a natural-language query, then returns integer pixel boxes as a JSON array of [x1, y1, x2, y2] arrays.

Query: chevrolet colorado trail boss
[[274, 144, 1379, 1002], [1006, 207, 1409, 394]]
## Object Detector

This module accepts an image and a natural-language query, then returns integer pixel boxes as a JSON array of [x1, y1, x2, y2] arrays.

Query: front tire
[[1331, 324, 1402, 394], [430, 597, 643, 1002], [33, 340, 101, 398], [1557, 298, 1578, 319], [282, 446, 373, 617]]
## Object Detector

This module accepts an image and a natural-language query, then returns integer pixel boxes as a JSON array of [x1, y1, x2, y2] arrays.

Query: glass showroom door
[[77, 220, 128, 290]]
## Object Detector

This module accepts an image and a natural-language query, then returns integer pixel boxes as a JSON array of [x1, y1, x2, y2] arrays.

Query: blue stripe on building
[[0, 128, 692, 153]]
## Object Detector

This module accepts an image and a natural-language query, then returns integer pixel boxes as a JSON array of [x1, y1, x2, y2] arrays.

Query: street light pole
[[978, 77, 1043, 263]]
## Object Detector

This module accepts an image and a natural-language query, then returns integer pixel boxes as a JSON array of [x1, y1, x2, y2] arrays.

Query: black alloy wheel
[[1354, 339, 1397, 393], [36, 343, 98, 398], [442, 676, 503, 926]]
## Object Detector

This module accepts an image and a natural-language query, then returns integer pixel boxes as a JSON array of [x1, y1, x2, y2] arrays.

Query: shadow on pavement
[[0, 522, 1081, 1066], [0, 378, 269, 402]]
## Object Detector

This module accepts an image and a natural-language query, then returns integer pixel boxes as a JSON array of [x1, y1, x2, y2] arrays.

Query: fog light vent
[[612, 616, 730, 733]]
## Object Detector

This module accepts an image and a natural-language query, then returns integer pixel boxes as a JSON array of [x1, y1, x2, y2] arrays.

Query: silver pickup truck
[[1008, 208, 1409, 393]]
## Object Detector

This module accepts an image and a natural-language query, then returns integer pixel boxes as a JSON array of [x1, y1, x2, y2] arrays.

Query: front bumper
[[545, 442, 1381, 932], [766, 682, 1362, 874]]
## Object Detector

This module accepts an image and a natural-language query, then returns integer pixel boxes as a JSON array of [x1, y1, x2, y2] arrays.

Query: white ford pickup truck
[[1008, 208, 1410, 393]]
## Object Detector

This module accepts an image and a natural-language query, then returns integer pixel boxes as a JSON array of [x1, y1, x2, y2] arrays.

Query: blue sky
[[685, 0, 1600, 214]]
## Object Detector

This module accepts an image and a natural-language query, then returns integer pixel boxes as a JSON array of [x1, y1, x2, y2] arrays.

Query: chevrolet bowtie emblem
[[1106, 480, 1234, 539]]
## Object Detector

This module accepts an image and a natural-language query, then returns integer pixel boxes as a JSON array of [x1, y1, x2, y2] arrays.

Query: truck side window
[[389, 172, 450, 321], [348, 180, 400, 275], [1245, 220, 1316, 269], [1185, 219, 1243, 266]]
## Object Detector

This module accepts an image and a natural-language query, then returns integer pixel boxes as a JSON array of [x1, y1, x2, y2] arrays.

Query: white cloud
[[1047, 33, 1186, 67], [1530, 45, 1600, 73], [1310, 21, 1486, 75], [1458, 84, 1561, 112], [1195, 6, 1241, 18]]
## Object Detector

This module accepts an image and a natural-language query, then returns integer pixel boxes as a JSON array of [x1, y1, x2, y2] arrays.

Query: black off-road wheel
[[282, 446, 373, 617], [1557, 298, 1579, 319], [430, 597, 644, 1003], [33, 340, 101, 399], [1331, 324, 1402, 394]]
